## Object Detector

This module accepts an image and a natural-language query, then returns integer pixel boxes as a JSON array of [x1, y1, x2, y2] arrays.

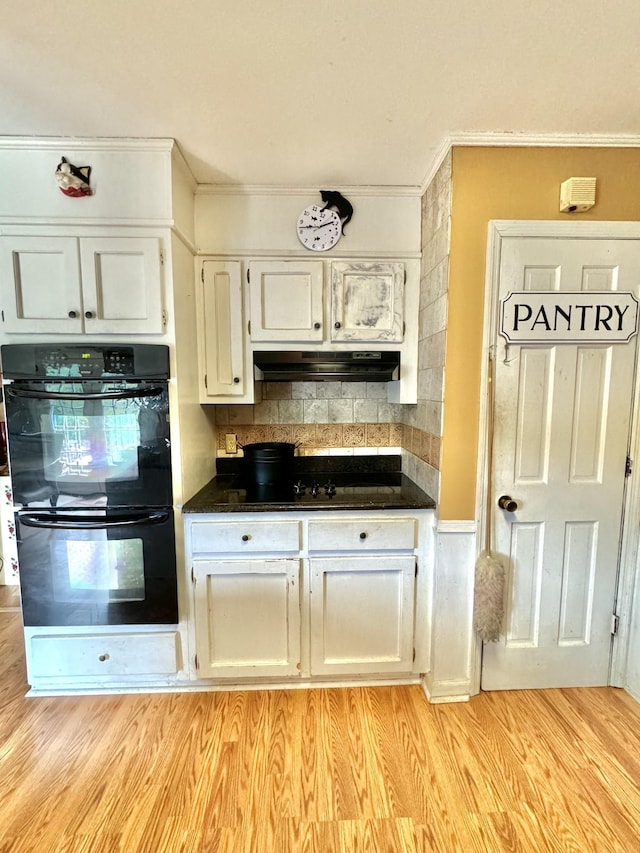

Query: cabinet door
[[309, 555, 415, 676], [248, 260, 323, 342], [193, 558, 301, 678], [0, 236, 83, 333], [331, 261, 404, 342], [199, 261, 245, 399], [79, 237, 163, 334]]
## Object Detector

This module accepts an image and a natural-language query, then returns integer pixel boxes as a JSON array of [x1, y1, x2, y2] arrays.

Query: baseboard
[[421, 673, 471, 704]]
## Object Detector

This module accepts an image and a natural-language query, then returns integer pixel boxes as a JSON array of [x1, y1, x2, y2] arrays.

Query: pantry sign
[[501, 291, 639, 344]]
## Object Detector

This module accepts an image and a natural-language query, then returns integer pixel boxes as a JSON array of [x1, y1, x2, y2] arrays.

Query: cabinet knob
[[241, 534, 251, 542], [98, 653, 110, 662], [68, 310, 78, 318], [84, 310, 95, 319], [233, 377, 240, 384], [334, 321, 342, 329], [314, 322, 321, 329], [359, 531, 368, 540]]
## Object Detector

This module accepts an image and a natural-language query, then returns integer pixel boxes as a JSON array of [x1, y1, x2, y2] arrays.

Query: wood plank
[[2, 611, 640, 851]]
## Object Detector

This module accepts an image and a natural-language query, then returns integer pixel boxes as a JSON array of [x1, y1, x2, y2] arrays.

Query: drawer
[[308, 517, 416, 551], [190, 519, 301, 553], [29, 631, 179, 678]]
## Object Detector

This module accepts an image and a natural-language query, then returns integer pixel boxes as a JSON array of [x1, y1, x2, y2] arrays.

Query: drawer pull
[[98, 653, 110, 662], [359, 531, 368, 540], [241, 534, 251, 542]]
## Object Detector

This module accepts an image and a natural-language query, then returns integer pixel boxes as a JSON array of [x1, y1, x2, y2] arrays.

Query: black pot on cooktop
[[241, 442, 296, 489]]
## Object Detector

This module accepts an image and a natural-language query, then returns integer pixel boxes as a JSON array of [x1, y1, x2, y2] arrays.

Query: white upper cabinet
[[198, 260, 246, 400], [248, 260, 324, 342], [80, 238, 163, 334], [0, 235, 164, 335], [331, 261, 405, 342], [247, 259, 406, 346], [0, 236, 82, 334], [201, 255, 418, 404]]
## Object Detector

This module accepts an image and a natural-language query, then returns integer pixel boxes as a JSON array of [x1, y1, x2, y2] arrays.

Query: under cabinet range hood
[[253, 350, 400, 382]]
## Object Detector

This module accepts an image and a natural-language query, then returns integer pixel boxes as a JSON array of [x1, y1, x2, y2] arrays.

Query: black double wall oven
[[1, 343, 178, 628]]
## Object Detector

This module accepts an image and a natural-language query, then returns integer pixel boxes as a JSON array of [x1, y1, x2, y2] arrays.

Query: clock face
[[297, 205, 342, 252]]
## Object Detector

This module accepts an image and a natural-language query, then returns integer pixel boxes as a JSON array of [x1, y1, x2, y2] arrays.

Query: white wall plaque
[[500, 291, 639, 344]]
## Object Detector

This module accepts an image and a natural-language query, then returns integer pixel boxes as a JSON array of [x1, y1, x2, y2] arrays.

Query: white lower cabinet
[[309, 556, 416, 676], [24, 627, 181, 688], [308, 516, 416, 676], [192, 558, 301, 678], [186, 510, 431, 685]]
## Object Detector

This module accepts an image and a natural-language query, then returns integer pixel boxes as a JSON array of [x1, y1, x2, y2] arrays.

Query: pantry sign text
[[500, 291, 639, 344]]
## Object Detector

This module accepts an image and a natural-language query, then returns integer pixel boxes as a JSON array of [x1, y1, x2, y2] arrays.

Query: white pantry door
[[482, 237, 640, 690]]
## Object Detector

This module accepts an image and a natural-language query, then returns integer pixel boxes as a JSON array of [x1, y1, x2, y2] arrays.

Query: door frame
[[472, 220, 640, 695]]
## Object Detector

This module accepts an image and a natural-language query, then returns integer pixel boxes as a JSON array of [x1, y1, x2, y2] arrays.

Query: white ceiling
[[2, 1, 639, 189]]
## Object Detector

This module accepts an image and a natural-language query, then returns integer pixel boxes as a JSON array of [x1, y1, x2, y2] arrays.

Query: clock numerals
[[297, 204, 342, 252]]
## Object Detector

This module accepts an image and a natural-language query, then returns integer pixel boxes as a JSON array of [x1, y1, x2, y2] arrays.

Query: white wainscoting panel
[[422, 521, 477, 703]]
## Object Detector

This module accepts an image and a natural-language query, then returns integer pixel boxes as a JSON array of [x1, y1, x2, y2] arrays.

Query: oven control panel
[[1, 344, 169, 381], [38, 347, 135, 378]]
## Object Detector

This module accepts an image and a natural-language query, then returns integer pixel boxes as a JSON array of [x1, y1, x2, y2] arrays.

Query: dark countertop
[[183, 456, 436, 513]]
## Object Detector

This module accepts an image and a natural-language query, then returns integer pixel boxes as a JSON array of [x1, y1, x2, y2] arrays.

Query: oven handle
[[17, 510, 170, 529], [5, 385, 165, 401]]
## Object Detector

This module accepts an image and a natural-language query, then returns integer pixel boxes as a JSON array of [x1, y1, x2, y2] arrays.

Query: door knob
[[498, 495, 518, 512]]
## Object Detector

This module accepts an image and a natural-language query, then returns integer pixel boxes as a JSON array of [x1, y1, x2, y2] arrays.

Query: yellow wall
[[441, 146, 640, 520]]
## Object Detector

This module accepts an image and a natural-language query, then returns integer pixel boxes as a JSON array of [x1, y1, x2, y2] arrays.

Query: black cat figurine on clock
[[320, 190, 353, 234]]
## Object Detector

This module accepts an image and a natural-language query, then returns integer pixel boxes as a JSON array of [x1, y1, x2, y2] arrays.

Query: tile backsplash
[[214, 380, 440, 471]]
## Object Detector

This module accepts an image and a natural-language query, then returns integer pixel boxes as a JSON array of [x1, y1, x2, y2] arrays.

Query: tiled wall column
[[404, 151, 451, 499]]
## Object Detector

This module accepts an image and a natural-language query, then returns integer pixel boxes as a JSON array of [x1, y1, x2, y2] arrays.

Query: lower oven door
[[16, 507, 178, 627]]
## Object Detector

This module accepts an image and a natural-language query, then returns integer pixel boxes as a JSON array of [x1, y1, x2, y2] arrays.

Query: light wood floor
[[1, 609, 640, 852], [0, 582, 20, 610]]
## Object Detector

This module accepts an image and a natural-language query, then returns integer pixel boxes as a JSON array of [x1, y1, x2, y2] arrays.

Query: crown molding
[[0, 136, 175, 153], [3, 132, 637, 198], [419, 131, 640, 194], [195, 183, 423, 197], [419, 138, 454, 194], [447, 131, 640, 149]]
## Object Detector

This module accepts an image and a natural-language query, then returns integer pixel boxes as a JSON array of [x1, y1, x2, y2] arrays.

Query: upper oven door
[[4, 379, 172, 507]]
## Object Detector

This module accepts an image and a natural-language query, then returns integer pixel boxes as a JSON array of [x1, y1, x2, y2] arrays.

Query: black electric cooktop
[[183, 456, 436, 513]]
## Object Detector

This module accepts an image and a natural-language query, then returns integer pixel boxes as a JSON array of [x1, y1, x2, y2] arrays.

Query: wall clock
[[296, 204, 342, 252]]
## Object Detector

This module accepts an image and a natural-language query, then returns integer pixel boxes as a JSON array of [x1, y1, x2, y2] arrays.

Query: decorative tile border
[[217, 423, 441, 470]]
